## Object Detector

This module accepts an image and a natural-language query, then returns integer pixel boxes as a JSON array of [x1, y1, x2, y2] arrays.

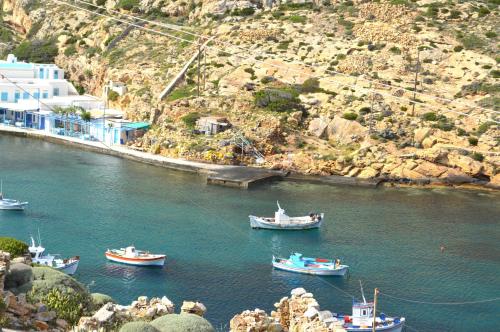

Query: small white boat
[[249, 201, 323, 230], [105, 246, 166, 266], [273, 253, 349, 276], [28, 236, 80, 275], [0, 181, 28, 210]]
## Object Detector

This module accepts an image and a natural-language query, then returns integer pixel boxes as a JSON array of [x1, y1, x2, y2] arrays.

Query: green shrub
[[300, 78, 321, 93], [151, 313, 215, 332], [254, 88, 302, 113], [181, 112, 200, 129], [453, 45, 463, 52], [471, 152, 484, 162], [39, 288, 89, 325], [0, 237, 28, 257], [491, 70, 500, 79], [468, 136, 478, 146], [286, 15, 307, 24], [260, 76, 274, 84], [460, 34, 486, 50], [485, 31, 497, 38], [231, 7, 255, 16], [342, 112, 358, 121], [456, 128, 467, 136], [422, 112, 437, 121], [64, 45, 77, 57], [117, 0, 140, 11], [13, 39, 58, 63], [120, 322, 160, 332], [389, 46, 401, 54], [108, 90, 119, 101], [477, 121, 494, 135]]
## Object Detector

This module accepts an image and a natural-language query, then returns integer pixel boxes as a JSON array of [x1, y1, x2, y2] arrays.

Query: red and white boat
[[105, 246, 166, 266]]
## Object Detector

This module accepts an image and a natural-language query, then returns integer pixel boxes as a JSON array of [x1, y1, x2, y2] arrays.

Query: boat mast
[[372, 288, 379, 332], [359, 280, 367, 304]]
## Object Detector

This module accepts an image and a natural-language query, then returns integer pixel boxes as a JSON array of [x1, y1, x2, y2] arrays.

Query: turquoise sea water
[[0, 134, 499, 331]]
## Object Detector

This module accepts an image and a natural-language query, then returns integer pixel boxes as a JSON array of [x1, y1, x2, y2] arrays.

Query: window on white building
[[0, 92, 8, 101], [42, 90, 49, 99], [34, 91, 40, 99], [54, 70, 59, 79], [15, 91, 20, 102], [39, 68, 44, 78], [23, 92, 30, 99], [53, 88, 60, 96]]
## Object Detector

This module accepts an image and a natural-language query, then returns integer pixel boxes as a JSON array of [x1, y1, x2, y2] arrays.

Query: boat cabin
[[274, 203, 290, 224], [124, 246, 139, 257], [28, 237, 46, 260], [351, 301, 375, 327]]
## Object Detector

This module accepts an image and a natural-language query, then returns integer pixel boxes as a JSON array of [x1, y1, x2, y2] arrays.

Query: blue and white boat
[[272, 253, 348, 276], [337, 289, 405, 332], [249, 202, 323, 230], [29, 236, 80, 275], [0, 181, 28, 210]]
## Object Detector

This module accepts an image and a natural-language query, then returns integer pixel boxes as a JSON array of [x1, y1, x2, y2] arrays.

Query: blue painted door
[[40, 116, 45, 130]]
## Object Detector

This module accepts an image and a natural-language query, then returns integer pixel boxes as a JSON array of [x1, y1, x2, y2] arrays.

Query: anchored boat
[[249, 202, 323, 230], [272, 253, 348, 276], [0, 180, 28, 210], [338, 285, 405, 332], [105, 246, 166, 266], [28, 236, 80, 275]]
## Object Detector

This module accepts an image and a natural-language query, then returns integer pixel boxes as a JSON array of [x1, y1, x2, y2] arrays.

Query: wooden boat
[[0, 181, 28, 210], [105, 246, 166, 266], [337, 285, 405, 332], [272, 253, 348, 276], [28, 236, 80, 275], [249, 202, 323, 230]]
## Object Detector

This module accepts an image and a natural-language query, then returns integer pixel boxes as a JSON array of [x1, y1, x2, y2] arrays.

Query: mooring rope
[[379, 292, 500, 305]]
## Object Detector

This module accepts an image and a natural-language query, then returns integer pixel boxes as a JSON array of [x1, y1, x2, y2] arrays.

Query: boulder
[[413, 161, 448, 178], [4, 263, 33, 292], [358, 167, 379, 179], [447, 153, 484, 176], [180, 301, 207, 316], [93, 303, 115, 323], [150, 313, 215, 332], [326, 116, 368, 144], [119, 321, 161, 332], [422, 137, 436, 149], [308, 117, 329, 138], [290, 288, 306, 297], [91, 293, 115, 309], [414, 128, 431, 145]]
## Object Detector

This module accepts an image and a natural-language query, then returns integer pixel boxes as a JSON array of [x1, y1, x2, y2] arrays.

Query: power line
[[379, 292, 500, 305], [51, 0, 500, 124], [70, 0, 500, 116]]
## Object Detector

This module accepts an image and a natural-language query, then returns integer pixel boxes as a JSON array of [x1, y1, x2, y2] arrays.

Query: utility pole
[[411, 48, 420, 116], [369, 83, 374, 135], [203, 45, 207, 92], [372, 288, 378, 332], [197, 39, 201, 97]]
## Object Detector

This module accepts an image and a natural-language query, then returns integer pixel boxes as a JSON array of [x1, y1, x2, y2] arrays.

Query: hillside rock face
[[2, 0, 499, 188]]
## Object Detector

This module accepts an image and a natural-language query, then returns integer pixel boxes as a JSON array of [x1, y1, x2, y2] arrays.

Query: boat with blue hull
[[338, 301, 405, 332], [272, 253, 348, 276], [249, 202, 323, 230]]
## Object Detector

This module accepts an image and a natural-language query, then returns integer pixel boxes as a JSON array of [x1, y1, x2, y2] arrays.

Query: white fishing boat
[[28, 236, 80, 275], [337, 284, 405, 332], [0, 180, 28, 210], [249, 201, 323, 230], [105, 246, 166, 266]]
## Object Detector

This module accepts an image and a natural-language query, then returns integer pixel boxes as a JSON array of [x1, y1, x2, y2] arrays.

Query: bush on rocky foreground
[[0, 237, 28, 257]]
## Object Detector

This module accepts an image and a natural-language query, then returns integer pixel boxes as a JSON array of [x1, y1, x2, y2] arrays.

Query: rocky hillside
[[1, 0, 499, 188]]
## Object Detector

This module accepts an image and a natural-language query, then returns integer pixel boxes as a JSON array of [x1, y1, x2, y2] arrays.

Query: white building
[[0, 54, 103, 127]]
